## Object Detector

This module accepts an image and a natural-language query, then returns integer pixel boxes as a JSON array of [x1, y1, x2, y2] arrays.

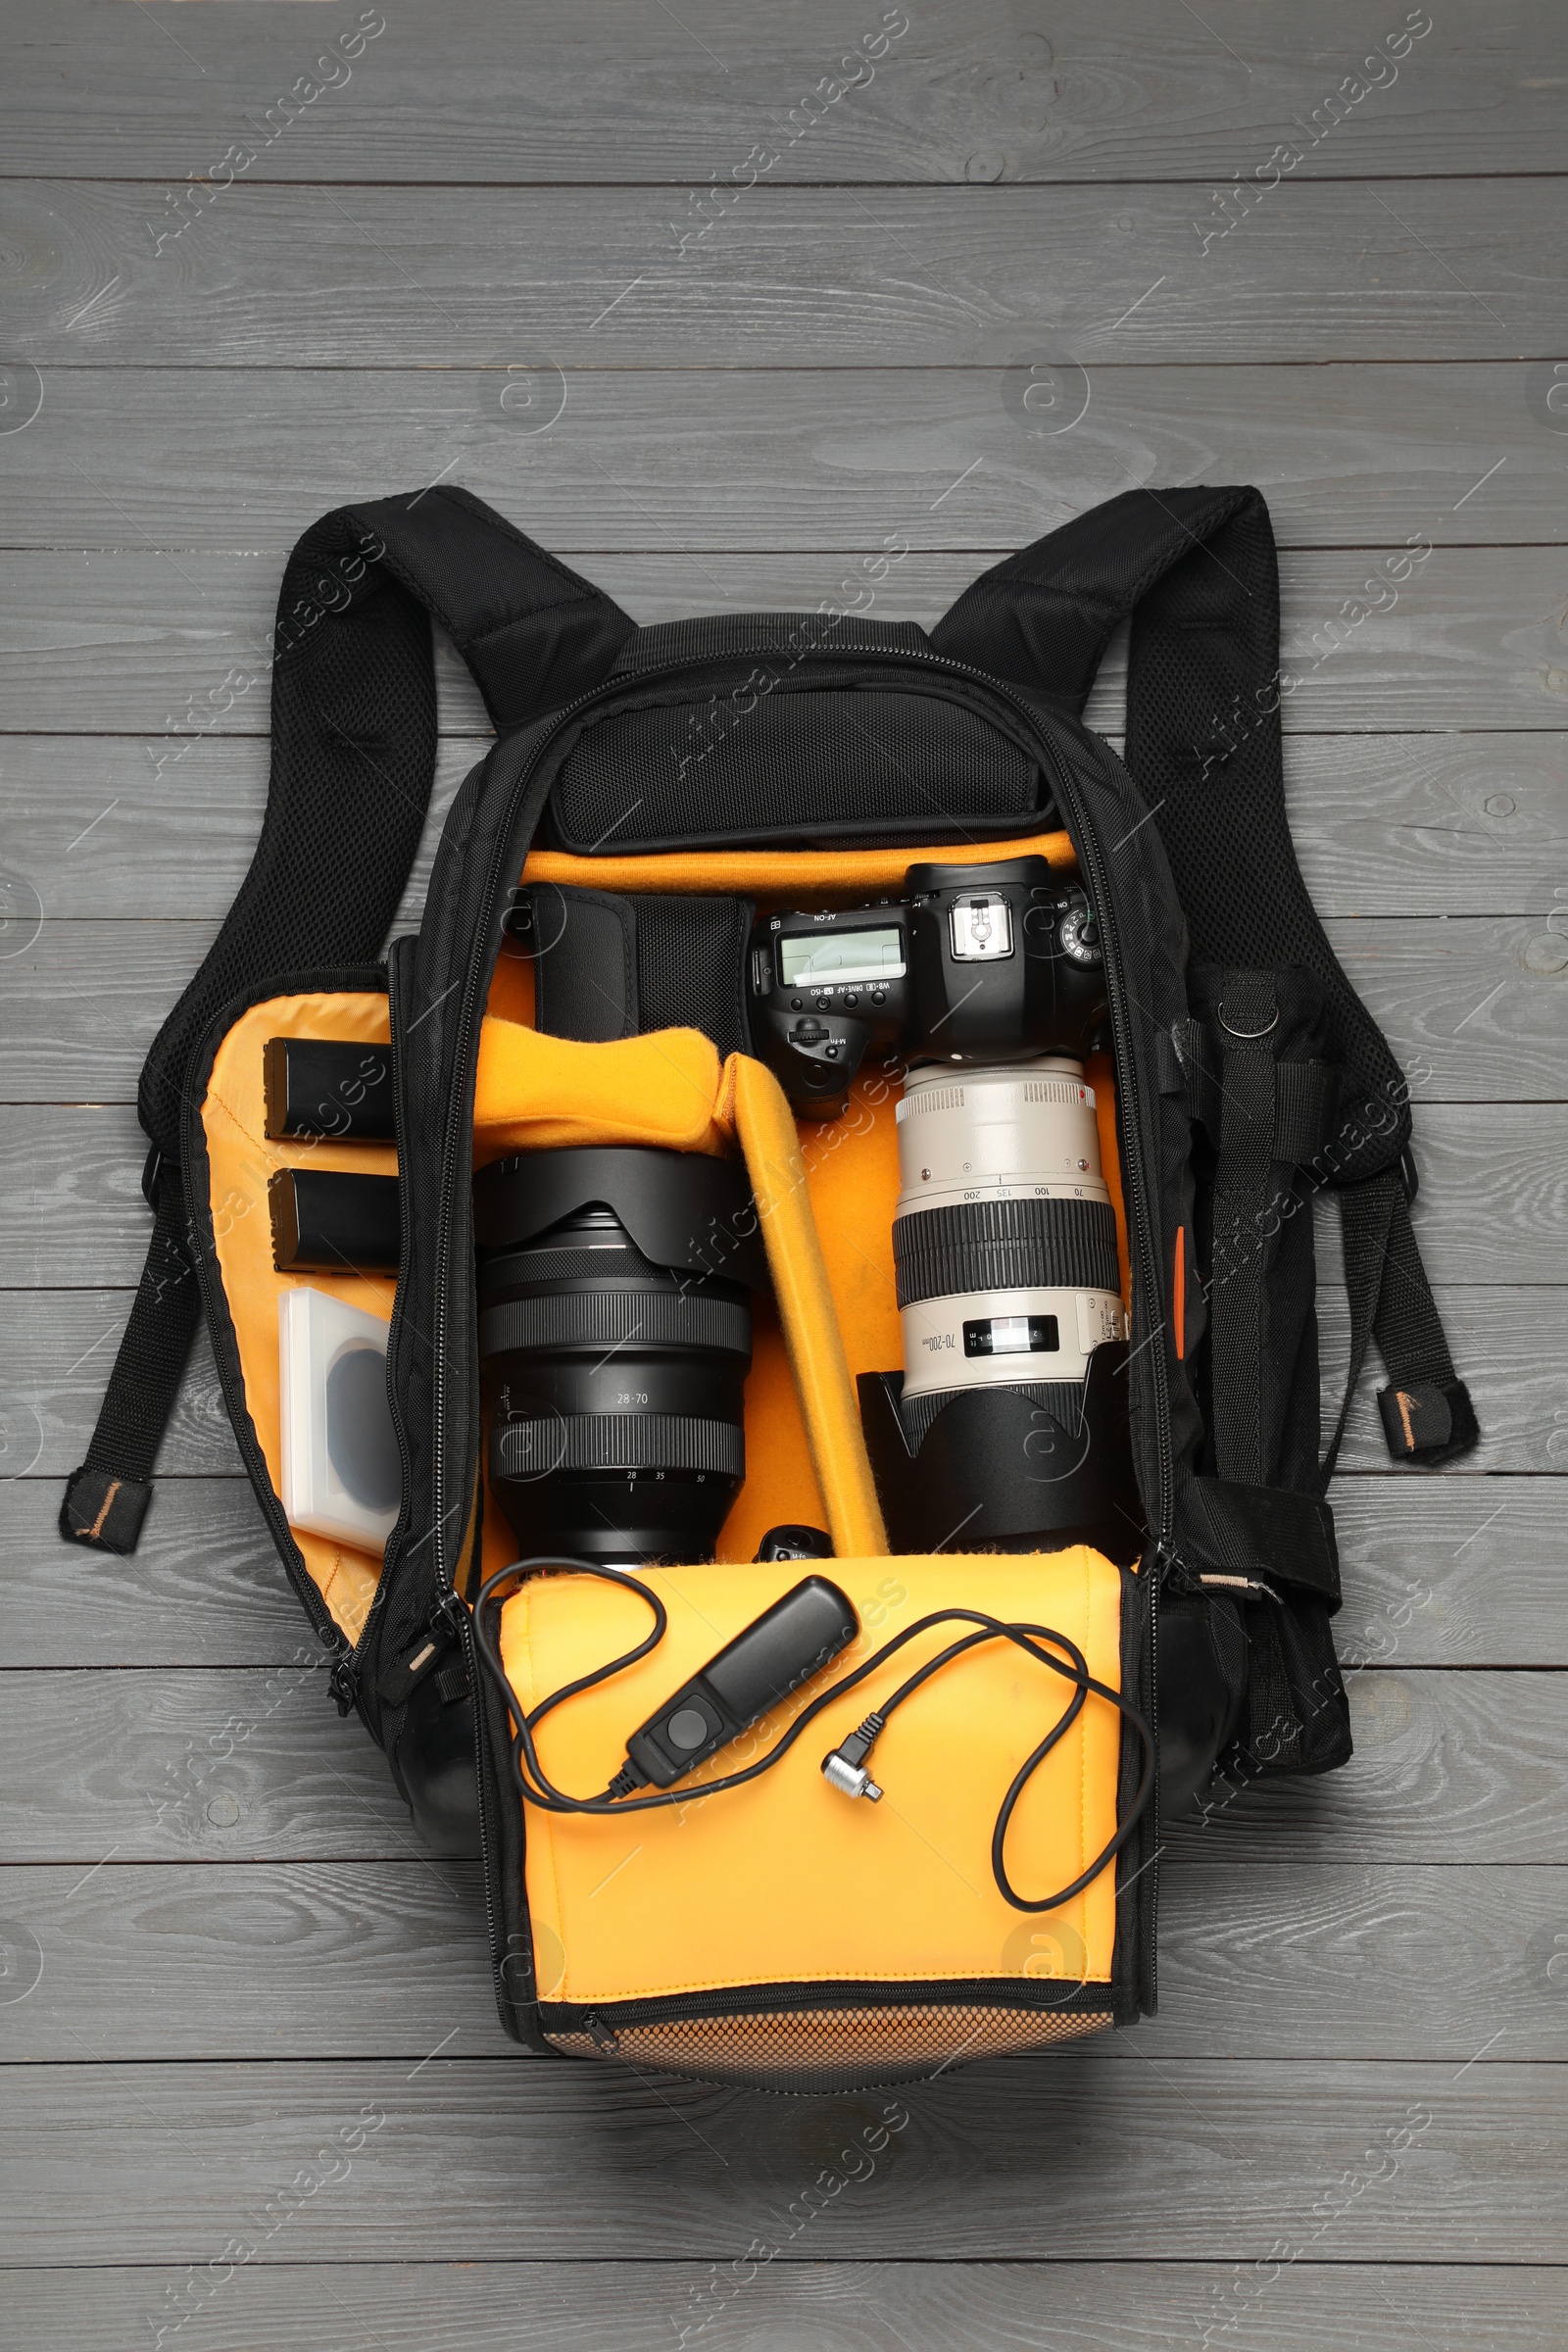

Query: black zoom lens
[[474, 1147, 763, 1566]]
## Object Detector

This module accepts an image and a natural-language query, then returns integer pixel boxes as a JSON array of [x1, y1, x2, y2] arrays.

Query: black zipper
[[410, 637, 1178, 2024], [385, 939, 511, 2008], [552, 1971, 1117, 2036]]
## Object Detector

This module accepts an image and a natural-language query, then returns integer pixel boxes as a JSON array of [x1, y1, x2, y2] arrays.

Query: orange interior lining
[[199, 831, 1132, 1654], [196, 829, 1135, 2006], [200, 991, 398, 1646], [503, 1545, 1124, 2004]]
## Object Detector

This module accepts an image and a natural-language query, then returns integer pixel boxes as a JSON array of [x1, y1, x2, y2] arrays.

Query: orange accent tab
[[1174, 1224, 1186, 1361]]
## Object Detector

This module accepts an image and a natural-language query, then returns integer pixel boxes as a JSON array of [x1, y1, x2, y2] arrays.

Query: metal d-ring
[[1218, 1000, 1279, 1041]]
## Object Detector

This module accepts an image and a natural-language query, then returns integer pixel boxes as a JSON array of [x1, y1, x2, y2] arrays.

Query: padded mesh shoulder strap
[[934, 485, 1476, 1476], [64, 488, 636, 1554]]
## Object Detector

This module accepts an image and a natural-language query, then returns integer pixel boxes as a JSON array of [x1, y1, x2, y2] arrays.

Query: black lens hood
[[473, 1146, 768, 1291]]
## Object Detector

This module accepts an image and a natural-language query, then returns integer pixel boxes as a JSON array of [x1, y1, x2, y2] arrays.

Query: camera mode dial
[[1056, 896, 1102, 967]]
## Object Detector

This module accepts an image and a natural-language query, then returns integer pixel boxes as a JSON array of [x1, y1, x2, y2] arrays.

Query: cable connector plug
[[820, 1711, 885, 1801], [604, 1761, 648, 1802]]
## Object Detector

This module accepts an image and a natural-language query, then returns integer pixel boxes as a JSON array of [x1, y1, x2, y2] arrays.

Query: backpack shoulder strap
[[934, 485, 1476, 1476], [64, 488, 635, 1553]]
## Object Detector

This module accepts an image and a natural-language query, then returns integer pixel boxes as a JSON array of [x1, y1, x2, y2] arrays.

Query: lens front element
[[475, 1149, 756, 1565]]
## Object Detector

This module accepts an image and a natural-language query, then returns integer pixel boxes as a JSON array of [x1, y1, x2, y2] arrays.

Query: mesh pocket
[[542, 1994, 1113, 2093]]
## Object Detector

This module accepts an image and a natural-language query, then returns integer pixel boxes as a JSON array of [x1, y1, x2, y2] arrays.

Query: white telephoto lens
[[893, 1056, 1127, 1401]]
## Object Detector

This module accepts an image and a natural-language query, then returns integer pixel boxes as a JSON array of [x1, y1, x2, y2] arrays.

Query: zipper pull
[[326, 1652, 361, 1718], [1152, 1539, 1200, 1596], [581, 2011, 618, 2051], [1198, 1571, 1283, 1606], [376, 1593, 466, 1709]]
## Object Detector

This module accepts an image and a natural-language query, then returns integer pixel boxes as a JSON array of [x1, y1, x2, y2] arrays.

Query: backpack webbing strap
[[1202, 972, 1287, 1489], [934, 484, 1477, 1473], [60, 1159, 202, 1554], [1323, 1169, 1478, 1479], [65, 487, 636, 1553]]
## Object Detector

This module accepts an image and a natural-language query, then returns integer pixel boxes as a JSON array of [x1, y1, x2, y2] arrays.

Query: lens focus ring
[[893, 1196, 1120, 1310], [493, 1413, 747, 1479], [478, 1289, 751, 1360]]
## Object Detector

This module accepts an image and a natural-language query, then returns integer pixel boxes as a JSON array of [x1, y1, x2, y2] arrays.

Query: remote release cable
[[473, 1556, 1153, 1914]]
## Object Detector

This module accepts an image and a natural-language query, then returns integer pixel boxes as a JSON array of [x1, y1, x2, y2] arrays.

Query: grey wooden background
[[2, 3, 1566, 2346]]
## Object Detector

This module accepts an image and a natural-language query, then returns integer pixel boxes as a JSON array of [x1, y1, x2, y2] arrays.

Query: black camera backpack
[[63, 483, 1476, 2082]]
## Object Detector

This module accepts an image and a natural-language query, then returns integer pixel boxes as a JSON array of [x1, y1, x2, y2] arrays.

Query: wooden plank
[[3, 732, 1565, 923], [6, 2261, 1560, 2352], [6, 1103, 1561, 1291], [6, 365, 1568, 552], [0, 1307, 243, 1476], [0, 1663, 416, 1864], [1327, 913, 1568, 1104], [6, 177, 1563, 367], [1287, 734, 1568, 920], [2, 9, 1560, 2323], [3, 1464, 1563, 1677], [1315, 1107, 1568, 1286], [0, 923, 223, 1103], [0, 738, 473, 927], [5, 914, 1564, 1104], [1149, 1861, 1568, 2063], [1316, 1283, 1565, 1473], [3, 1859, 1564, 2065], [0, 1278, 1561, 1483], [8, 1463, 1561, 1672], [0, 1102, 179, 1284], [1329, 1478, 1568, 1668], [0, 2056, 1557, 2263], [2, 1473, 321, 1668], [6, 547, 1568, 736], [1166, 1668, 1568, 1864], [4, 0, 1562, 183], [1, 1664, 1565, 1866]]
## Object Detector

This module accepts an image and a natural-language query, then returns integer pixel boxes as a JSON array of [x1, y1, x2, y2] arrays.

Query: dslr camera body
[[751, 857, 1141, 1561], [746, 856, 1109, 1117]]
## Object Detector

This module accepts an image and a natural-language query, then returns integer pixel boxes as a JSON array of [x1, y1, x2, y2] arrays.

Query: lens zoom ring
[[494, 1414, 745, 1478], [478, 1290, 750, 1360], [893, 1197, 1120, 1308]]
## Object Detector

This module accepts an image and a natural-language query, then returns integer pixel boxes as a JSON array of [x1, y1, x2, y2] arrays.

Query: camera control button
[[793, 1019, 829, 1045], [872, 989, 887, 1004], [666, 1706, 711, 1752], [843, 991, 859, 1008], [790, 996, 804, 1010]]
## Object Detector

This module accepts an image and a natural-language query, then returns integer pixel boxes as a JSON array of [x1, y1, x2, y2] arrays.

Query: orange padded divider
[[474, 1018, 731, 1164], [728, 1054, 888, 1558], [502, 1546, 1123, 2006], [466, 1018, 886, 1562], [524, 826, 1075, 903]]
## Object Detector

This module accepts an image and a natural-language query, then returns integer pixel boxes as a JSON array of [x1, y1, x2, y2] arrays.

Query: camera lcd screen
[[778, 925, 905, 986]]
